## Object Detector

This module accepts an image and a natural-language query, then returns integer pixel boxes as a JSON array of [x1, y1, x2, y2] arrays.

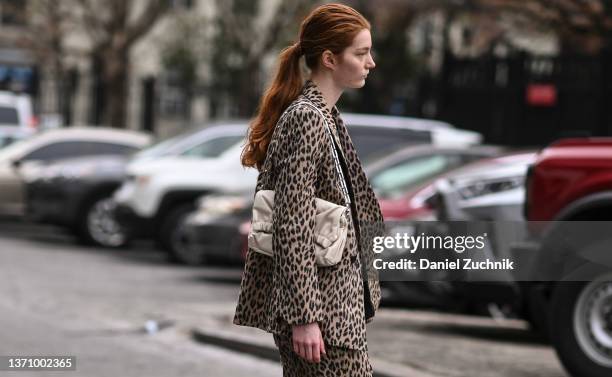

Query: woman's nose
[[368, 54, 376, 69]]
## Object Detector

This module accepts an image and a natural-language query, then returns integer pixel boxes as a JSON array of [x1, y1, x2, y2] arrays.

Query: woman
[[235, 3, 385, 376]]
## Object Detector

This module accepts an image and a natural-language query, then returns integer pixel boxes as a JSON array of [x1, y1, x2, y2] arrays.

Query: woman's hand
[[292, 322, 326, 363]]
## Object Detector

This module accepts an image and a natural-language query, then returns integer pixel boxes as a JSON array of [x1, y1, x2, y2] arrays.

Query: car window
[[0, 106, 19, 125], [22, 142, 87, 161], [180, 135, 243, 158], [371, 154, 461, 197], [84, 142, 138, 155], [22, 141, 138, 161], [134, 128, 202, 159], [347, 127, 431, 164]]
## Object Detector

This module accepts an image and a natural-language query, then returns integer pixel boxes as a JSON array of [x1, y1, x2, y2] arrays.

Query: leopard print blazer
[[234, 80, 385, 351]]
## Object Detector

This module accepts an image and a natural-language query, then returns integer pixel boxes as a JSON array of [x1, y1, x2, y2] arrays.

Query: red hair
[[241, 3, 370, 170]]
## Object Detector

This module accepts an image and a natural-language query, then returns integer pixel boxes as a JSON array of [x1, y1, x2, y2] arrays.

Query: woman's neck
[[310, 75, 343, 112]]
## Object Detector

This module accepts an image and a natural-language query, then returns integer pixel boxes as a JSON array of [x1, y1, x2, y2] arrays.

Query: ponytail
[[241, 3, 370, 170], [241, 43, 304, 170]]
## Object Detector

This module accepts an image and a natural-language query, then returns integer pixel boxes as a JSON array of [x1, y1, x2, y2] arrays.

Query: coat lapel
[[301, 81, 347, 162]]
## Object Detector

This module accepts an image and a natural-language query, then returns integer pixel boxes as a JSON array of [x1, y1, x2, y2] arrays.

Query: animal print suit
[[234, 80, 385, 376]]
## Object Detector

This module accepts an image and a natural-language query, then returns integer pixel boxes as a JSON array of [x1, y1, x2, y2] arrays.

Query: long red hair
[[241, 3, 370, 170]]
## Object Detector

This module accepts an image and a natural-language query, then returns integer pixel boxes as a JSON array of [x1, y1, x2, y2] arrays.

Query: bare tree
[[458, 0, 612, 53], [70, 0, 170, 127], [18, 1, 77, 121], [210, 0, 319, 117]]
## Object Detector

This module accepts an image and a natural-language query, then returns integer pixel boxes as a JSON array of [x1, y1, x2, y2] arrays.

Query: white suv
[[113, 124, 250, 259], [0, 91, 35, 133]]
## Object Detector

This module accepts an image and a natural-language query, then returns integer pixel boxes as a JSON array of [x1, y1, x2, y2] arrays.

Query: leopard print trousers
[[273, 333, 373, 377]]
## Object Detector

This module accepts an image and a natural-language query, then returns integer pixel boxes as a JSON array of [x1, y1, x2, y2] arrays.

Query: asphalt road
[[0, 218, 568, 377], [0, 219, 280, 377]]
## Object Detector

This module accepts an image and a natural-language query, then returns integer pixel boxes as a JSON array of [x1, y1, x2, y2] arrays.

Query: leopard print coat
[[234, 80, 385, 351]]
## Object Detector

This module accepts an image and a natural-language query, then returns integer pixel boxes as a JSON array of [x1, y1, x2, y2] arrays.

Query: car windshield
[[371, 154, 455, 198], [132, 128, 203, 160], [179, 135, 244, 158], [348, 127, 431, 165], [0, 106, 19, 125]]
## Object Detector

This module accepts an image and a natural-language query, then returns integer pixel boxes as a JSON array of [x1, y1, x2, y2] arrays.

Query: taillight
[[29, 116, 39, 130]]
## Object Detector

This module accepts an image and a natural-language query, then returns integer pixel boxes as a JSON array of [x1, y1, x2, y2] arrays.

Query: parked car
[[0, 127, 151, 217], [177, 145, 501, 267], [363, 146, 508, 306], [129, 122, 248, 163], [404, 151, 537, 313], [114, 114, 483, 263], [26, 155, 135, 247], [180, 192, 253, 265], [367, 145, 505, 222], [0, 90, 36, 133], [341, 113, 482, 163], [335, 113, 483, 162], [514, 137, 612, 377], [27, 123, 251, 248], [434, 151, 536, 222], [113, 123, 251, 260]]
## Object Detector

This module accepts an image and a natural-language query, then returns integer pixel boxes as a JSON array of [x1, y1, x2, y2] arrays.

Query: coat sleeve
[[273, 106, 326, 326]]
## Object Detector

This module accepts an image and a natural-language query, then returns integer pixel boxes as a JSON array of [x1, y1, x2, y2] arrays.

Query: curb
[[190, 327, 440, 377]]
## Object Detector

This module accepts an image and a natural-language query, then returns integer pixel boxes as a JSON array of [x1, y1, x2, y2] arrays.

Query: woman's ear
[[321, 50, 337, 71]]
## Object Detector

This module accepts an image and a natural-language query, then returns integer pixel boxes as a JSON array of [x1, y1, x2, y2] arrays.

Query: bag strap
[[261, 98, 351, 207]]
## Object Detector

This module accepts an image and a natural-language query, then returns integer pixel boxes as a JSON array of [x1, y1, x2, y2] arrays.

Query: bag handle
[[261, 99, 351, 207]]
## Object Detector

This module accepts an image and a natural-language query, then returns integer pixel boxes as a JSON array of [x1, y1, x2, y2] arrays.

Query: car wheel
[[79, 196, 128, 248], [551, 274, 612, 377], [159, 204, 201, 264]]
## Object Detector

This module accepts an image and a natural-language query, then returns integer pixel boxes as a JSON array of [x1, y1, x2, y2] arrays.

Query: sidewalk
[[188, 304, 567, 377]]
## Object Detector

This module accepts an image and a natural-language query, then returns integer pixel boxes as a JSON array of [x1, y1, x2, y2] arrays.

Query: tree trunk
[[238, 60, 261, 117], [103, 49, 129, 128]]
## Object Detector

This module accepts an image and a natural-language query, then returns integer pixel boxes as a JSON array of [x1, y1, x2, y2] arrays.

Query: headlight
[[197, 195, 250, 215], [457, 176, 524, 200]]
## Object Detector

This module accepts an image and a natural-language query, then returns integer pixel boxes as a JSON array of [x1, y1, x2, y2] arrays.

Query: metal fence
[[430, 50, 612, 148]]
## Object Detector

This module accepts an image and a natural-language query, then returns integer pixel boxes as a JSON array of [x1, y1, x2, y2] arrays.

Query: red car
[[518, 137, 612, 377]]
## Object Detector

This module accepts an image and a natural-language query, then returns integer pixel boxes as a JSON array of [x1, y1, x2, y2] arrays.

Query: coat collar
[[301, 80, 341, 123], [300, 80, 345, 159]]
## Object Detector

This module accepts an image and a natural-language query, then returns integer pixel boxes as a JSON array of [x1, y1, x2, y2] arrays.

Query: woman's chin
[[353, 79, 366, 88]]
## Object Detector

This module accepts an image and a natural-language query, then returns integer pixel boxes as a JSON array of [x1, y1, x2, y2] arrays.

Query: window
[[23, 142, 88, 161], [22, 141, 139, 161], [371, 154, 461, 197], [0, 106, 19, 125], [180, 135, 243, 158], [0, 0, 26, 25], [348, 127, 431, 164], [84, 142, 138, 156], [159, 70, 190, 118]]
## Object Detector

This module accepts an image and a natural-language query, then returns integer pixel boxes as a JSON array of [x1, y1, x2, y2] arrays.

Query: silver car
[[0, 127, 151, 216]]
